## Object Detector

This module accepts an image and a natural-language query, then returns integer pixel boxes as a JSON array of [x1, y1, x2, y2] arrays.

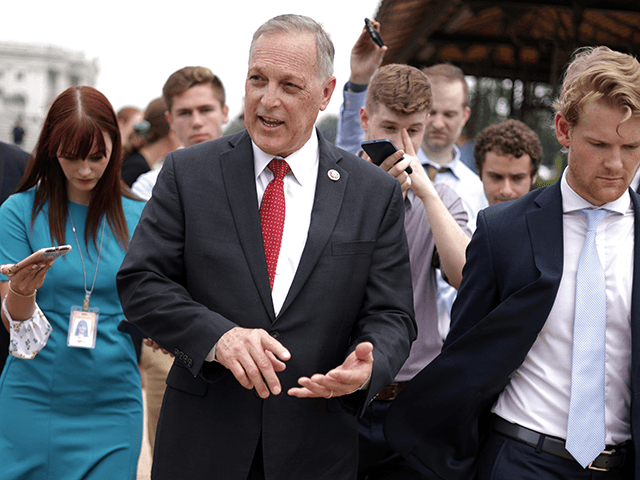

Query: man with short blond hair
[[386, 46, 640, 480], [356, 62, 470, 479], [335, 23, 487, 346], [336, 50, 487, 230]]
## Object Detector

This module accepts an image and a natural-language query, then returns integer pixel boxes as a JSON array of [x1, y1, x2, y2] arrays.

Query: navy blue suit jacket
[[385, 180, 640, 479], [117, 130, 416, 480]]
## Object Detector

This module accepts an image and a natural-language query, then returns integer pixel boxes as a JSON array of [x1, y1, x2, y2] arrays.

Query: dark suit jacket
[[384, 180, 640, 479], [0, 141, 29, 205], [0, 141, 29, 373], [117, 130, 416, 480]]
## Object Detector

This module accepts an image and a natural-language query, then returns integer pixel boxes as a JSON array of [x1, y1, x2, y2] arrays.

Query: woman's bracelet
[[8, 282, 37, 298]]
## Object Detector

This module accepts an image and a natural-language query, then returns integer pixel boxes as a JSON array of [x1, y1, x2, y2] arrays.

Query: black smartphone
[[364, 18, 385, 48], [361, 139, 413, 174]]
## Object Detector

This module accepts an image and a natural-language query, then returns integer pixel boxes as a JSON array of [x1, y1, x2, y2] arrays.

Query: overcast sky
[[3, 0, 382, 124]]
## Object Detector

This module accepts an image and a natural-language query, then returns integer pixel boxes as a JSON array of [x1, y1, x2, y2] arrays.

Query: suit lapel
[[527, 181, 564, 282], [466, 184, 565, 373], [629, 189, 640, 393], [277, 133, 348, 318], [219, 132, 275, 318]]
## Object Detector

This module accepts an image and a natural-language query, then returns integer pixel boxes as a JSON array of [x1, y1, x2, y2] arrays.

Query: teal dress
[[0, 188, 145, 479]]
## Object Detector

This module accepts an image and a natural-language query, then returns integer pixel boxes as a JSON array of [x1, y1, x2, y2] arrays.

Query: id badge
[[67, 306, 99, 349]]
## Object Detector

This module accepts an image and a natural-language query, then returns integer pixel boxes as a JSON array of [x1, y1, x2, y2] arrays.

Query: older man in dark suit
[[385, 46, 640, 480], [117, 14, 415, 480]]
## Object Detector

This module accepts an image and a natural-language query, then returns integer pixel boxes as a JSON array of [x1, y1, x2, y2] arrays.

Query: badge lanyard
[[66, 209, 106, 349]]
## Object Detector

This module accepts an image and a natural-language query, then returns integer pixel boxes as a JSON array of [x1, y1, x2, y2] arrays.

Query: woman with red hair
[[0, 86, 145, 479]]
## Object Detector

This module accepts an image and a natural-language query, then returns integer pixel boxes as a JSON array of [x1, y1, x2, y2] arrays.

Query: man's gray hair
[[249, 14, 335, 81]]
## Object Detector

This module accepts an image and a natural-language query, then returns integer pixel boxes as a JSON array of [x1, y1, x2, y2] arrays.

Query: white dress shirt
[[253, 133, 319, 316], [417, 145, 488, 232], [493, 169, 633, 446], [131, 169, 160, 200], [206, 133, 320, 362]]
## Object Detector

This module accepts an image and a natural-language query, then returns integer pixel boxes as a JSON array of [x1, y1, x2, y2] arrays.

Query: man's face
[[422, 79, 470, 154], [480, 151, 536, 206], [556, 99, 640, 206], [244, 32, 336, 158], [168, 84, 228, 147], [360, 104, 428, 154]]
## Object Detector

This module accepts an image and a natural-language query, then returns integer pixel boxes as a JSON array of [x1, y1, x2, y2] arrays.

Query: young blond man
[[356, 63, 471, 480], [387, 46, 640, 480]]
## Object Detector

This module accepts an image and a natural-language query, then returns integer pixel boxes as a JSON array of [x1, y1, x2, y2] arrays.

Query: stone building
[[0, 42, 98, 153]]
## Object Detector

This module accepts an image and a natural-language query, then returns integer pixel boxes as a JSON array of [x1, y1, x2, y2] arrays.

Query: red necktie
[[260, 158, 290, 291]]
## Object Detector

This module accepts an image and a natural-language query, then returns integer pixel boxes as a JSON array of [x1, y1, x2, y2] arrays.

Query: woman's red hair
[[17, 86, 140, 250]]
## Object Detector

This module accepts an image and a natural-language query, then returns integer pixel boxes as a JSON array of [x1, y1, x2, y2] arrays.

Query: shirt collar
[[252, 130, 320, 187], [560, 167, 630, 215], [418, 144, 463, 180]]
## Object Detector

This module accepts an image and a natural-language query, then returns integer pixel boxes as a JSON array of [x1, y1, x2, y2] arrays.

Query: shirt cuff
[[205, 342, 218, 362], [2, 296, 52, 359], [346, 81, 368, 93]]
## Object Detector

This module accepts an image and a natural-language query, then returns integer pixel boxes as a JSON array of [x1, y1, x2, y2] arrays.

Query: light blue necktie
[[566, 208, 609, 468]]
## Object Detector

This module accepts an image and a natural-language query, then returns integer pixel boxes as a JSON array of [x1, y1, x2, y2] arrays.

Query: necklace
[[68, 207, 107, 311]]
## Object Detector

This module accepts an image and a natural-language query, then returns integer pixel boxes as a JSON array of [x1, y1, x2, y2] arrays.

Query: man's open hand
[[288, 342, 374, 399]]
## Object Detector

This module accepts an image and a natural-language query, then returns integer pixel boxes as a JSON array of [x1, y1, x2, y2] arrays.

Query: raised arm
[[335, 20, 387, 153]]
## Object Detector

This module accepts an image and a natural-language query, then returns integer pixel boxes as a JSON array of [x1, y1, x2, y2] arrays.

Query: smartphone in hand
[[6, 245, 72, 276], [361, 139, 413, 174], [365, 18, 385, 48]]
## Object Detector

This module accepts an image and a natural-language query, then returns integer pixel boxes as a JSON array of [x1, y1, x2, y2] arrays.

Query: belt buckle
[[587, 449, 614, 472]]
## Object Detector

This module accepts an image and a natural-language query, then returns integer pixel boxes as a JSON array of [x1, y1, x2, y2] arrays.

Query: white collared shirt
[[417, 145, 488, 232], [205, 133, 319, 362], [252, 133, 319, 316], [493, 168, 633, 445]]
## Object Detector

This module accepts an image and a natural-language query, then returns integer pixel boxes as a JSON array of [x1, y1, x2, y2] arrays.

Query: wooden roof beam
[[391, 0, 463, 64]]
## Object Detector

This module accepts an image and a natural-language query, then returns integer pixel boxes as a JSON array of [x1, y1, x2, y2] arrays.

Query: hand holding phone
[[365, 18, 385, 48], [5, 245, 72, 277], [361, 139, 413, 174]]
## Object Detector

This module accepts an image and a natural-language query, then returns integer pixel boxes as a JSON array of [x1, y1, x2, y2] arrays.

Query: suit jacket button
[[270, 331, 280, 339], [174, 348, 180, 356]]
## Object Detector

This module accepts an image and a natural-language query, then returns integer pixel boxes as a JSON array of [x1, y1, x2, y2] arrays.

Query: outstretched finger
[[401, 128, 417, 157]]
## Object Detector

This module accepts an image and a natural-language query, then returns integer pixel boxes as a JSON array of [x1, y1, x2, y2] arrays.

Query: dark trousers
[[248, 434, 265, 480], [358, 400, 427, 480], [478, 431, 633, 480]]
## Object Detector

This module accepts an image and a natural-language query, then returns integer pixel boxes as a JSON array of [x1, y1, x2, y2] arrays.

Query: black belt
[[492, 416, 629, 471]]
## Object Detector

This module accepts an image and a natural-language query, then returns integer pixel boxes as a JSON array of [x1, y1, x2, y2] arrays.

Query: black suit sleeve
[[117, 153, 235, 377], [342, 178, 416, 415]]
